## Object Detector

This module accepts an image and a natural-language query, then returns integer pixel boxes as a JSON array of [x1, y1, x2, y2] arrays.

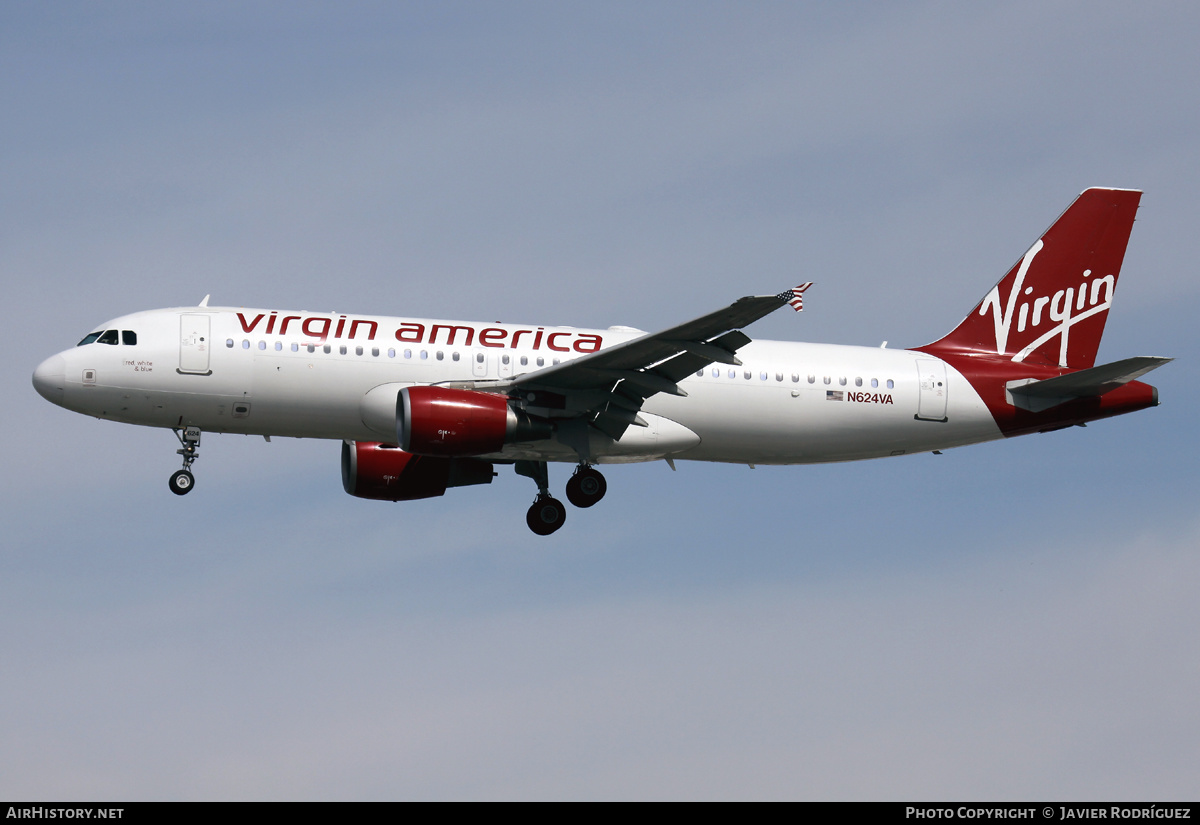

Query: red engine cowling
[[341, 441, 493, 501], [398, 386, 549, 456]]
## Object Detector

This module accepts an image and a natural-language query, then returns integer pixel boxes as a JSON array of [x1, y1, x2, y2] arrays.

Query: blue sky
[[3, 2, 1198, 800]]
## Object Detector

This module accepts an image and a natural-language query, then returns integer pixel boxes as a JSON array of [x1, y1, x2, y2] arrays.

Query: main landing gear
[[516, 460, 565, 536], [527, 495, 567, 536], [565, 465, 607, 509], [169, 426, 201, 496], [516, 460, 609, 535]]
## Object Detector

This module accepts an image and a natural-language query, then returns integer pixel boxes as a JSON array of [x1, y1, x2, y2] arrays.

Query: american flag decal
[[777, 282, 814, 312]]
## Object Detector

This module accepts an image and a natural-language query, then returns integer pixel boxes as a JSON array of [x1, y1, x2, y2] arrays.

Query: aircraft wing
[[477, 286, 811, 439]]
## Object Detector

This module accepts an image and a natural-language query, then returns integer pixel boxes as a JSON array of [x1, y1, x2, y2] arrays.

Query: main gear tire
[[526, 496, 567, 535], [565, 467, 607, 508]]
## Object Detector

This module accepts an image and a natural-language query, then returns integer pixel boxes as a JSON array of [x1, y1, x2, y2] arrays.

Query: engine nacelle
[[341, 441, 494, 501], [398, 386, 551, 456]]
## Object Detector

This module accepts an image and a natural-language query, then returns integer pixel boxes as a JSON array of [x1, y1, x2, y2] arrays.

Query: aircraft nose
[[33, 354, 66, 406]]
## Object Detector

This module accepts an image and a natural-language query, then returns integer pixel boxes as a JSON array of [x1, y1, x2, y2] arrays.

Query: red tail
[[923, 188, 1141, 369]]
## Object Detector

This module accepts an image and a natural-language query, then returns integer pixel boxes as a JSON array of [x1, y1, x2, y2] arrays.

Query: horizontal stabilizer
[[1007, 356, 1171, 412]]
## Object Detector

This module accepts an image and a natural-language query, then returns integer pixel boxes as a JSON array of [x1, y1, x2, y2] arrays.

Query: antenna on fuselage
[[198, 295, 210, 307]]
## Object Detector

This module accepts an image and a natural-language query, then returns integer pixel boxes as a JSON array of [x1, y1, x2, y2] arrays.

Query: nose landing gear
[[169, 469, 194, 495], [169, 426, 201, 496]]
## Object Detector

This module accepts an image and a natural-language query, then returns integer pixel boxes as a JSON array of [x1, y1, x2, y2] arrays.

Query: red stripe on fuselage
[[915, 348, 1158, 435]]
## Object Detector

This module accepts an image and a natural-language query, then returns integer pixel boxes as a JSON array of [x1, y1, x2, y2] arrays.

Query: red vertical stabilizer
[[922, 188, 1141, 369]]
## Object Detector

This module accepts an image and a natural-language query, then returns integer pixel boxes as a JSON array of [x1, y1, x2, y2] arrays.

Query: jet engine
[[341, 440, 494, 501], [398, 386, 551, 456]]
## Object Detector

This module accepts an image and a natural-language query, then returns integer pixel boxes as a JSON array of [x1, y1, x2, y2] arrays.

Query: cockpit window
[[122, 330, 137, 345], [77, 332, 103, 346], [97, 330, 119, 345]]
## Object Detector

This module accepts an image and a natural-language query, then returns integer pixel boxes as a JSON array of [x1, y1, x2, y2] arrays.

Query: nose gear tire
[[169, 469, 195, 496]]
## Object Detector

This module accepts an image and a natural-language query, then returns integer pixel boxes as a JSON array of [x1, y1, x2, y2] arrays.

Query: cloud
[[4, 513, 1196, 799]]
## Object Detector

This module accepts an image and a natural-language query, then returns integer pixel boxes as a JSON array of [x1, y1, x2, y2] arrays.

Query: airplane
[[32, 188, 1171, 535]]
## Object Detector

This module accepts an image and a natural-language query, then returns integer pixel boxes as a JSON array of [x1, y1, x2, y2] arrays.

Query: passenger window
[[823, 376, 831, 385], [712, 368, 720, 378], [760, 372, 767, 381], [404, 349, 412, 359], [323, 344, 331, 354], [887, 379, 894, 389], [420, 350, 428, 360], [77, 332, 102, 346], [339, 345, 347, 355], [275, 342, 282, 351], [258, 341, 266, 350], [475, 353, 485, 363], [537, 357, 545, 367], [871, 378, 878, 388], [520, 356, 529, 366], [388, 348, 395, 358], [306, 344, 315, 353], [744, 370, 751, 380], [776, 372, 783, 382], [291, 343, 299, 352], [808, 375, 815, 384], [450, 351, 457, 361], [728, 369, 736, 379], [855, 377, 862, 387], [226, 339, 235, 348], [122, 331, 137, 345], [98, 330, 118, 345], [357, 346, 364, 356], [242, 340, 250, 349], [839, 377, 847, 386], [436, 351, 444, 360], [696, 369, 704, 377], [373, 348, 380, 357]]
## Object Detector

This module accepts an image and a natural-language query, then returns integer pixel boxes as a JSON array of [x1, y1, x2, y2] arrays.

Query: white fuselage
[[38, 306, 1003, 465]]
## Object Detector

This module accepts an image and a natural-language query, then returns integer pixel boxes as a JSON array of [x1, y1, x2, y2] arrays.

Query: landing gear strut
[[169, 426, 201, 496], [565, 465, 607, 508], [516, 460, 566, 536]]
